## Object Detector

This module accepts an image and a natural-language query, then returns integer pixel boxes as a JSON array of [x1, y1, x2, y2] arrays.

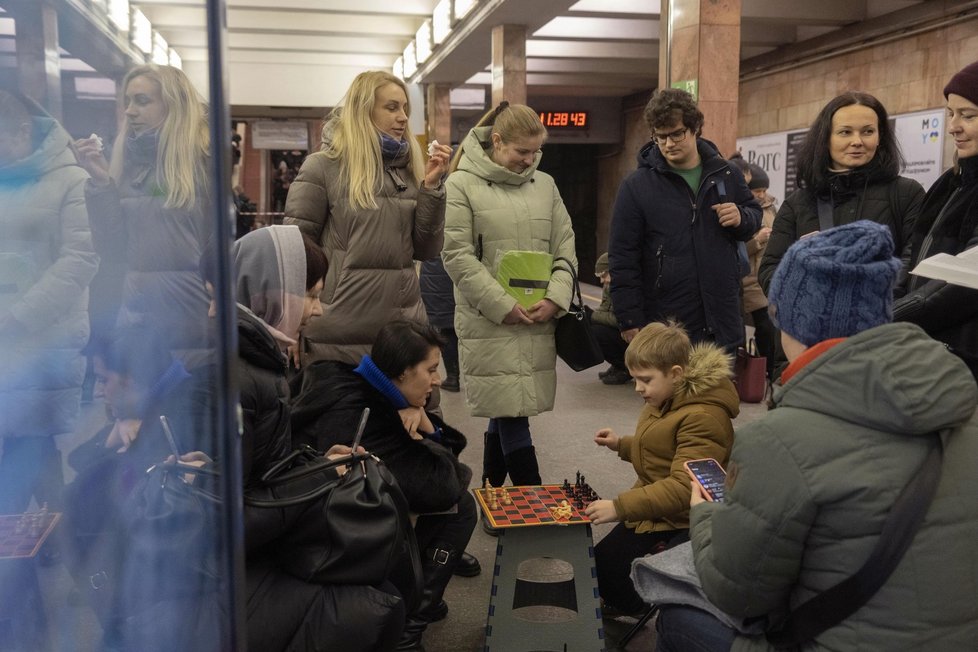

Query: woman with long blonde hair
[[285, 70, 452, 366], [74, 64, 212, 368]]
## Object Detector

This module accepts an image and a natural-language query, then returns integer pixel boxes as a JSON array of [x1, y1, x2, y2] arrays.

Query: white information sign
[[251, 121, 309, 151]]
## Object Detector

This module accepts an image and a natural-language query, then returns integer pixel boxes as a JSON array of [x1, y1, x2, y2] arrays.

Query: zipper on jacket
[[477, 234, 484, 262], [385, 166, 408, 192], [655, 245, 664, 289]]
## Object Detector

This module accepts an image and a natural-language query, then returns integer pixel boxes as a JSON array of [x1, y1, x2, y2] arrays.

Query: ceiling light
[[152, 31, 169, 65], [416, 20, 432, 63], [403, 41, 417, 78], [393, 56, 404, 80], [131, 8, 152, 54], [169, 48, 182, 69], [107, 0, 129, 32], [454, 0, 477, 20], [433, 0, 451, 44]]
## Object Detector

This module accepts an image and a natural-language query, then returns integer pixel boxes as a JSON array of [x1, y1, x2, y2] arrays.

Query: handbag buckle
[[431, 548, 451, 565], [90, 571, 108, 590]]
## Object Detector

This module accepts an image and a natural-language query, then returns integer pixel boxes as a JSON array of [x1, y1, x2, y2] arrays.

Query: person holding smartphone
[[584, 320, 738, 617], [653, 221, 978, 651]]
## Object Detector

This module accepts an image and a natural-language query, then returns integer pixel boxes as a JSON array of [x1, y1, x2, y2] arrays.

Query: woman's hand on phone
[[584, 499, 619, 525], [689, 481, 709, 508], [594, 428, 620, 451]]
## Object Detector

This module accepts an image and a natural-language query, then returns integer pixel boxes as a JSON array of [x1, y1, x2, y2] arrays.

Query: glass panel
[[0, 1, 239, 649]]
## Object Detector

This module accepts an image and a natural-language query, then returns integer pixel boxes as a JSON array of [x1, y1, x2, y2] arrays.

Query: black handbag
[[245, 445, 421, 592], [551, 256, 605, 371]]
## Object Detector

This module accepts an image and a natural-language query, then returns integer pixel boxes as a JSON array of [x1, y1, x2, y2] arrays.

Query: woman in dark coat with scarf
[[894, 61, 978, 378], [759, 92, 924, 293], [289, 320, 477, 651]]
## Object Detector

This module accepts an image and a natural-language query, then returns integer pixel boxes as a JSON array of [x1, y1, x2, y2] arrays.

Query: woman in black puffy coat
[[894, 62, 978, 378], [759, 92, 924, 292]]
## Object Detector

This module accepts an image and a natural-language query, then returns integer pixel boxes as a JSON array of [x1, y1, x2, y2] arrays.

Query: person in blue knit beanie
[[767, 220, 901, 349], [646, 217, 978, 652]]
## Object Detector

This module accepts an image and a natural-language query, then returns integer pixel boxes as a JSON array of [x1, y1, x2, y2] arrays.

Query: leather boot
[[504, 446, 541, 486], [396, 545, 461, 650], [441, 355, 460, 392], [482, 431, 507, 487]]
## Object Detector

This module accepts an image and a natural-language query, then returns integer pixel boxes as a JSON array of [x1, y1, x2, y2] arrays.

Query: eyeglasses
[[652, 128, 689, 145]]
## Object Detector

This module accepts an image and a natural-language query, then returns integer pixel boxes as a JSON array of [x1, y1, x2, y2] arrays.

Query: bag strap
[[767, 433, 944, 648], [551, 256, 585, 313], [888, 179, 904, 252], [816, 195, 834, 233]]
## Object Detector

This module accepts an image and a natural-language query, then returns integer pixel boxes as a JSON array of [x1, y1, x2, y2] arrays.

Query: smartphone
[[159, 415, 183, 461], [350, 407, 370, 453], [684, 458, 727, 502]]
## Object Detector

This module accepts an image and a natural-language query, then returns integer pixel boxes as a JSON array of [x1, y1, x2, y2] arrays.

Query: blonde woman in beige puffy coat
[[443, 103, 576, 491], [285, 71, 452, 366]]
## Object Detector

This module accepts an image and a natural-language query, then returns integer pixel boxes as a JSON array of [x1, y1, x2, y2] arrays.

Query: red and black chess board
[[474, 485, 595, 528], [0, 512, 61, 559]]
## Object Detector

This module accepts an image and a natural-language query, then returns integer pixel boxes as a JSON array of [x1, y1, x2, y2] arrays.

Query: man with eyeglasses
[[609, 88, 761, 352]]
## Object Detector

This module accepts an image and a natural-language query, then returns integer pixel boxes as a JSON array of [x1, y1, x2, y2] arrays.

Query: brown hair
[[624, 320, 691, 372], [449, 101, 547, 172], [643, 88, 704, 136]]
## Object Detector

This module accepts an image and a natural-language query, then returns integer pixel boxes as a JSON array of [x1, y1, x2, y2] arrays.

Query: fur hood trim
[[676, 343, 733, 397]]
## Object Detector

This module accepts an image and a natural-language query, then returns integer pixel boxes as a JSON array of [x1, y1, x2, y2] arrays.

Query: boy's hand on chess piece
[[584, 499, 620, 525], [106, 418, 142, 453], [594, 428, 620, 452]]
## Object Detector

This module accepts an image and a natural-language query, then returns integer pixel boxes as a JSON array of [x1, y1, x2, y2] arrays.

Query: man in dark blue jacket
[[609, 89, 761, 351]]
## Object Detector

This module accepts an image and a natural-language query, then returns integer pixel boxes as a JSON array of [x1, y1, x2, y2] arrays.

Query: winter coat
[[690, 322, 978, 651], [893, 157, 978, 369], [613, 345, 737, 534], [288, 360, 471, 514], [741, 194, 777, 314], [758, 167, 923, 293], [0, 114, 98, 440], [84, 138, 212, 369], [442, 126, 577, 418], [284, 148, 446, 365], [609, 139, 761, 350], [591, 283, 618, 329], [419, 257, 456, 330]]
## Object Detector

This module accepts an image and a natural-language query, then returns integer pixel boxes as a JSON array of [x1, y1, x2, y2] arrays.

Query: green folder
[[495, 250, 554, 309]]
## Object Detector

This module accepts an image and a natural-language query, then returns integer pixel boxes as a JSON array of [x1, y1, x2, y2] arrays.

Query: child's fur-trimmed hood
[[672, 343, 739, 417]]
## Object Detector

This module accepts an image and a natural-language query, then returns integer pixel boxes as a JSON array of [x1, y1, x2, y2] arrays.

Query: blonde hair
[[110, 65, 210, 210], [449, 102, 547, 172], [320, 71, 424, 211], [625, 320, 691, 372]]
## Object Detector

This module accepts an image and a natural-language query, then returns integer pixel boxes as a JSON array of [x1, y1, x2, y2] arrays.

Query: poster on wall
[[891, 109, 944, 191], [737, 107, 946, 202]]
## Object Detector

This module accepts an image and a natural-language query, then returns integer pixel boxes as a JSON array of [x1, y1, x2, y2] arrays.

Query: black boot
[[504, 446, 541, 486], [397, 545, 461, 650], [441, 355, 460, 392], [482, 431, 508, 487]]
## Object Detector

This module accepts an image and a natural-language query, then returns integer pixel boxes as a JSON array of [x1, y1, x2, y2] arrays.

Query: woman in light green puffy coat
[[442, 103, 577, 488]]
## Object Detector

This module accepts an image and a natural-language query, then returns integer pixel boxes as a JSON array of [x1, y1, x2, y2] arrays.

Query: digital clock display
[[539, 111, 588, 128]]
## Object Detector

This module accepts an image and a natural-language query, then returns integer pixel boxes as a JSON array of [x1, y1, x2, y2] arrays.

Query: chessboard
[[0, 510, 61, 559], [474, 475, 600, 528]]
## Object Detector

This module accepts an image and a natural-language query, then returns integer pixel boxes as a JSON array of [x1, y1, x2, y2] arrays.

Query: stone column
[[659, 0, 742, 157], [14, 1, 63, 121], [426, 83, 451, 146], [491, 24, 526, 108]]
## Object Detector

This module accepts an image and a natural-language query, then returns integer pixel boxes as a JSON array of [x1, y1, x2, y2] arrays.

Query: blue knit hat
[[768, 221, 901, 347]]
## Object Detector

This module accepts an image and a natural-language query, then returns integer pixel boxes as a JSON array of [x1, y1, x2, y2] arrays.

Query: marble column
[[491, 24, 526, 108], [659, 0, 742, 157], [426, 83, 451, 146], [14, 1, 63, 121]]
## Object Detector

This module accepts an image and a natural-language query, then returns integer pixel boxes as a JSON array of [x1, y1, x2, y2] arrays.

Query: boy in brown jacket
[[585, 321, 738, 615]]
